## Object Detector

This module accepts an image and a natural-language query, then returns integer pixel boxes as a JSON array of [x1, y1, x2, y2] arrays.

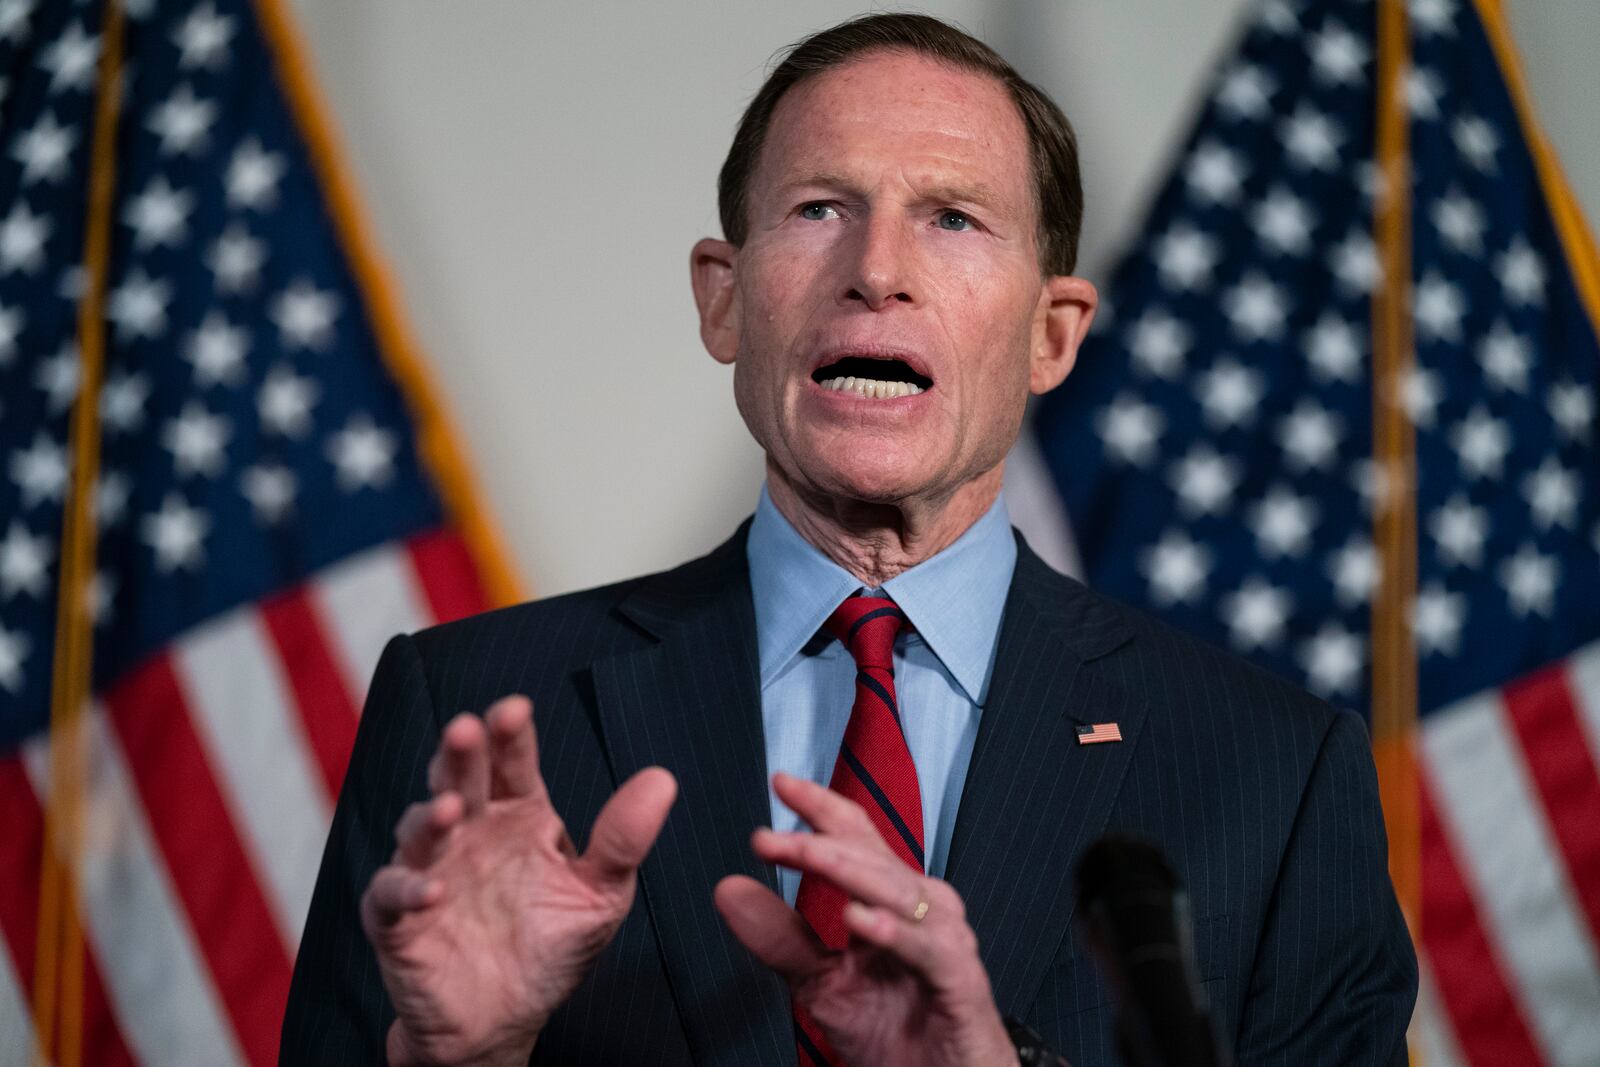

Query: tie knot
[[825, 595, 907, 671]]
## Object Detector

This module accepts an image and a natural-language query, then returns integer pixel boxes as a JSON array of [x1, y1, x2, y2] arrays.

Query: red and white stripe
[[1416, 638, 1600, 1065], [313, 535, 437, 701], [0, 531, 487, 1065], [174, 608, 337, 952], [1413, 960, 1469, 1067], [0, 945, 42, 1067], [20, 708, 242, 1067]]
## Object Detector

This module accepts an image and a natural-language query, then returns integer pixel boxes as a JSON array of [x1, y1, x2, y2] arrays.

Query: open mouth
[[811, 355, 934, 399]]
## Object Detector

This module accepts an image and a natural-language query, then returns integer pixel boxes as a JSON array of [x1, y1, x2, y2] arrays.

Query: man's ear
[[1029, 274, 1098, 395], [690, 237, 740, 365]]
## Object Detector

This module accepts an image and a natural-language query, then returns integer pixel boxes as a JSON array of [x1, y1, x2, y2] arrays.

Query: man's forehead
[[754, 50, 1031, 201]]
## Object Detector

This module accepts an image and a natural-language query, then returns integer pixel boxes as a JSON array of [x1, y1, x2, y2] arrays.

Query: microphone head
[[1075, 833, 1194, 992], [1075, 834, 1178, 910], [1073, 833, 1230, 1067]]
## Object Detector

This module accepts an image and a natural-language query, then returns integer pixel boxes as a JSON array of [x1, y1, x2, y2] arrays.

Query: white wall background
[[290, 0, 1600, 597]]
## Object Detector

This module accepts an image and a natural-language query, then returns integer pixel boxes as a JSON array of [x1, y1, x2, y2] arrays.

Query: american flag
[[1074, 722, 1123, 746], [1034, 0, 1600, 1062], [0, 0, 514, 1063]]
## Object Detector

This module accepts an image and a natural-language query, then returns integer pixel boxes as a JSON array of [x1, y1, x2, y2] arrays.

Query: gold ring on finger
[[910, 898, 930, 923]]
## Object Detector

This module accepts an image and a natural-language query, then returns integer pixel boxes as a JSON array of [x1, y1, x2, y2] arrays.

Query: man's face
[[694, 50, 1093, 510]]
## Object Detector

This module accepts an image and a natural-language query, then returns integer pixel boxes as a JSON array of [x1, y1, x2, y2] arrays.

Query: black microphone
[[1074, 834, 1233, 1067]]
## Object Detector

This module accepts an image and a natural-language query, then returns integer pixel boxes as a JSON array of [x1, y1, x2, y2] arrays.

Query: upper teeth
[[822, 376, 924, 398]]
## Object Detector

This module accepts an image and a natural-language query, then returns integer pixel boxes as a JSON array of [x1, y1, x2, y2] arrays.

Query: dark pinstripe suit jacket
[[281, 525, 1417, 1065]]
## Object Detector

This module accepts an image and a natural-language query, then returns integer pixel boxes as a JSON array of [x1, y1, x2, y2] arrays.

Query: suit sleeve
[[279, 633, 440, 1065], [1232, 709, 1418, 1065]]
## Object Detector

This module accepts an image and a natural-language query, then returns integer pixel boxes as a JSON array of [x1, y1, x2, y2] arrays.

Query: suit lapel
[[589, 528, 792, 1066], [945, 541, 1146, 1016]]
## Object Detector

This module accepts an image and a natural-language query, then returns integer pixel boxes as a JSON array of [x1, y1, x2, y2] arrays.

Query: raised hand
[[360, 695, 677, 1067], [715, 773, 1018, 1067]]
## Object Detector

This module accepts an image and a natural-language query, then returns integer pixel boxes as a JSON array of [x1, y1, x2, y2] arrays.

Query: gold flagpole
[[1369, 0, 1420, 959], [31, 2, 124, 1064], [1369, 0, 1420, 945]]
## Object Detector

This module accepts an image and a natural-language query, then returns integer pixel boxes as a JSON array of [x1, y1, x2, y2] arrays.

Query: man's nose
[[842, 213, 918, 309]]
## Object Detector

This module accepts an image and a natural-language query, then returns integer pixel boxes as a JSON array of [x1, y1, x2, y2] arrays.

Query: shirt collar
[[746, 485, 1017, 704]]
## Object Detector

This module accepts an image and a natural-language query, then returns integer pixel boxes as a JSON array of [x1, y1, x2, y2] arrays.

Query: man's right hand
[[359, 695, 677, 1067]]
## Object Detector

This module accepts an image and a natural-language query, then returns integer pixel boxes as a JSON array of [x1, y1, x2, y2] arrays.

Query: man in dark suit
[[282, 13, 1417, 1066]]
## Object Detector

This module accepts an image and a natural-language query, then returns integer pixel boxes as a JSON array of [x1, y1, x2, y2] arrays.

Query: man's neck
[[765, 463, 1004, 587]]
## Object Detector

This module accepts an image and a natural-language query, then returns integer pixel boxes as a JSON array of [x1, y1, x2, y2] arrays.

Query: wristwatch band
[[1003, 1015, 1072, 1066]]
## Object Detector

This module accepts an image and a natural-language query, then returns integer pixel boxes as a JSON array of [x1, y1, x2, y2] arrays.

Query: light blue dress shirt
[[746, 486, 1018, 904]]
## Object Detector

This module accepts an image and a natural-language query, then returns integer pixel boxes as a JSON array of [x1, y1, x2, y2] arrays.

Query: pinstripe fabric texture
[[281, 523, 1416, 1065]]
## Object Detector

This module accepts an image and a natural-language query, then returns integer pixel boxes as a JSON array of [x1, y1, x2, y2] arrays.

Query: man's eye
[[799, 202, 839, 221], [937, 210, 973, 231]]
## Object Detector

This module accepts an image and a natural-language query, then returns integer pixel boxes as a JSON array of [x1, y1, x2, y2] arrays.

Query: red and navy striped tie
[[793, 595, 924, 1066]]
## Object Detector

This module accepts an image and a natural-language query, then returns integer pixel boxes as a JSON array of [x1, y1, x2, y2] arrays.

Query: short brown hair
[[717, 12, 1084, 275]]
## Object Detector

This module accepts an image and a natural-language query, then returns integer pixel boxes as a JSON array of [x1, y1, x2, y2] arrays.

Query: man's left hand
[[715, 773, 1019, 1067]]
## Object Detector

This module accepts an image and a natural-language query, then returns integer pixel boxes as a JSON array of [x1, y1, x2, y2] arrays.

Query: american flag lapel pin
[[1076, 722, 1123, 745]]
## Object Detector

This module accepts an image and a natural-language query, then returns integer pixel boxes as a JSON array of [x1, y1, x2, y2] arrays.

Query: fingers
[[426, 697, 543, 811], [750, 822, 984, 995], [735, 822, 987, 1003], [753, 827, 932, 921], [575, 767, 678, 887], [840, 895, 974, 980], [485, 695, 544, 800], [713, 875, 828, 984], [771, 772, 881, 843], [393, 791, 464, 868], [361, 864, 443, 934], [429, 714, 491, 815]]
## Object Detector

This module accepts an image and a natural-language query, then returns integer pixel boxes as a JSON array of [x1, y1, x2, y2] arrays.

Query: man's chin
[[795, 462, 937, 508]]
